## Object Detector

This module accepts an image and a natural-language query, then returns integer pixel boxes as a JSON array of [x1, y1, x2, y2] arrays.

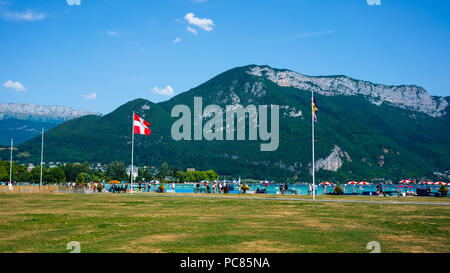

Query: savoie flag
[[133, 113, 151, 136], [311, 96, 318, 122]]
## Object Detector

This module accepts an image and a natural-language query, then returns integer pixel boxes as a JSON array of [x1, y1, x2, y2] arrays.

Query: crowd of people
[[109, 181, 167, 193], [86, 182, 104, 192], [194, 181, 230, 193]]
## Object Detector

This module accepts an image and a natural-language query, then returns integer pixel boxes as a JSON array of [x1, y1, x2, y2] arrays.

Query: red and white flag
[[133, 113, 151, 136]]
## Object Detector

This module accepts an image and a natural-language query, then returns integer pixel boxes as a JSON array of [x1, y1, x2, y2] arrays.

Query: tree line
[[0, 161, 218, 184]]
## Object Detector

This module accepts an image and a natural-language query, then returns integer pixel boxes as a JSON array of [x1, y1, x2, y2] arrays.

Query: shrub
[[438, 185, 448, 197], [333, 182, 344, 195], [158, 183, 165, 193], [240, 183, 250, 193]]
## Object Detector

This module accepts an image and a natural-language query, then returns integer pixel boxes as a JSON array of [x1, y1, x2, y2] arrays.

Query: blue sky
[[1, 0, 449, 114]]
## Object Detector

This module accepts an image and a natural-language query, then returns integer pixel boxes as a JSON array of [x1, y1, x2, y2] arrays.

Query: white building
[[27, 163, 35, 172]]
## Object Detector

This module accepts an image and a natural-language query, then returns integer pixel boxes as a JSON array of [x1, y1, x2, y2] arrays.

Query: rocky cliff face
[[248, 66, 448, 117], [0, 103, 100, 123], [310, 145, 347, 174]]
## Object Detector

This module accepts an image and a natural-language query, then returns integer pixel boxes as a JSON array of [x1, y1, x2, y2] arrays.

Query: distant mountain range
[[0, 103, 100, 145], [3, 65, 449, 181], [248, 66, 448, 117]]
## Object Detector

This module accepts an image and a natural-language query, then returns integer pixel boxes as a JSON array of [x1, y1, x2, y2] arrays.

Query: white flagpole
[[40, 128, 44, 188], [130, 111, 135, 195], [9, 139, 13, 185], [312, 89, 316, 201]]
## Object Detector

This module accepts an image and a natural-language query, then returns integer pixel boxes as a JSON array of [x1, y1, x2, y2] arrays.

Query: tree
[[159, 162, 169, 181], [107, 161, 126, 181], [81, 172, 91, 182], [44, 173, 57, 184], [62, 163, 89, 182], [136, 166, 145, 182], [75, 173, 86, 185], [16, 165, 30, 182], [0, 161, 8, 181], [0, 169, 8, 181], [205, 170, 218, 181], [30, 166, 48, 184], [143, 167, 154, 181], [0, 161, 20, 181], [93, 170, 106, 182], [169, 166, 179, 177], [176, 170, 218, 182], [81, 161, 90, 173], [49, 167, 66, 183]]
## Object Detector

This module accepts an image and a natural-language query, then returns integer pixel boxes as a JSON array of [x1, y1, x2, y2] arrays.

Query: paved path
[[103, 192, 450, 206]]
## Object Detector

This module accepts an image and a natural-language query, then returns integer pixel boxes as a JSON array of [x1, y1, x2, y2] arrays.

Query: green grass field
[[0, 193, 449, 253]]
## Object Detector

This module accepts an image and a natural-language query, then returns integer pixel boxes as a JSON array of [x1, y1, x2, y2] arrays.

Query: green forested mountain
[[3, 65, 449, 181], [0, 118, 58, 146]]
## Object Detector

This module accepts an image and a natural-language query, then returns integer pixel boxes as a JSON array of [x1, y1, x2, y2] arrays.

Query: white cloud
[[3, 80, 26, 92], [81, 92, 96, 100], [173, 37, 181, 43], [187, 26, 197, 35], [106, 30, 119, 36], [184, 12, 214, 31], [153, 85, 174, 96], [367, 0, 381, 5], [1, 10, 46, 22], [67, 0, 81, 6]]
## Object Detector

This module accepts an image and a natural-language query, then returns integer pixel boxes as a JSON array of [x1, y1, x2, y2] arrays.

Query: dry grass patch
[[135, 233, 189, 244], [380, 234, 450, 253], [284, 219, 335, 231], [227, 240, 300, 253]]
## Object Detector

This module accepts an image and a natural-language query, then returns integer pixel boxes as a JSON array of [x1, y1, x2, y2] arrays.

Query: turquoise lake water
[[109, 183, 445, 196]]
